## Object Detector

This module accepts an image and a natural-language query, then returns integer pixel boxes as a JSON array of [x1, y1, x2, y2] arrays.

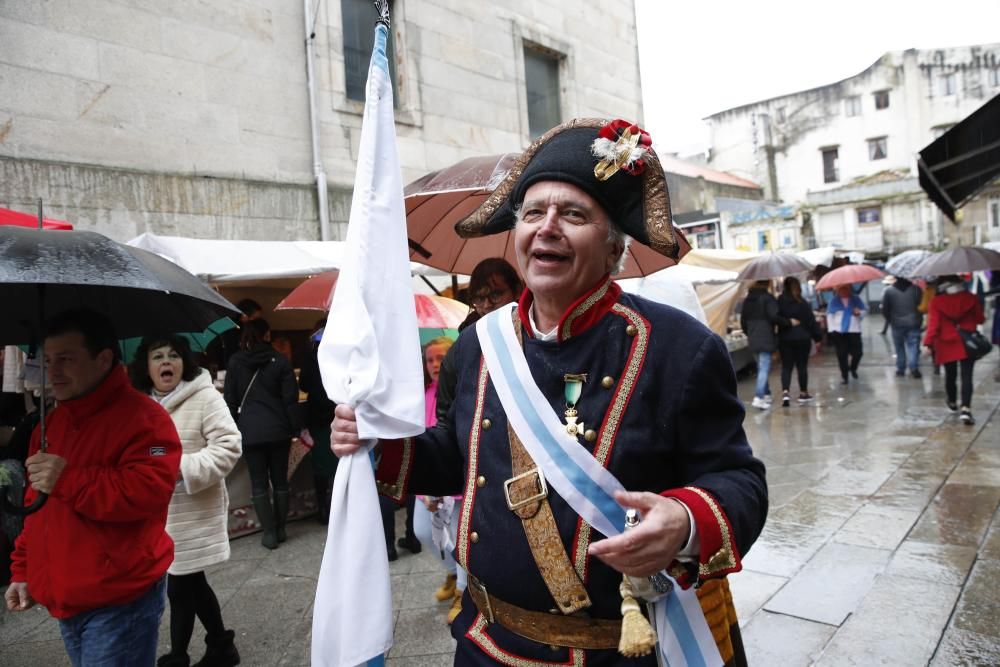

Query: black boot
[[313, 475, 330, 525], [251, 494, 278, 550], [191, 629, 240, 667], [157, 654, 190, 667], [274, 489, 290, 543]]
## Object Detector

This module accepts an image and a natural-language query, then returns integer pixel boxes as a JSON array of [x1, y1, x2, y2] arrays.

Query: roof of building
[[659, 154, 761, 189], [704, 43, 1000, 119]]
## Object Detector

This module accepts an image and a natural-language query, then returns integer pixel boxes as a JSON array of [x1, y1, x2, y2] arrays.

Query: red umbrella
[[815, 264, 886, 291], [0, 206, 73, 230], [404, 154, 690, 278], [274, 271, 468, 328]]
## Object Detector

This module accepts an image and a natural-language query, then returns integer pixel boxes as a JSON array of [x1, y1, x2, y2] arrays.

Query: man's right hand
[[4, 582, 34, 611], [331, 404, 362, 457]]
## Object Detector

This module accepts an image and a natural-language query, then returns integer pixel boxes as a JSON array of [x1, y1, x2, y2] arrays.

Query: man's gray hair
[[512, 203, 631, 275]]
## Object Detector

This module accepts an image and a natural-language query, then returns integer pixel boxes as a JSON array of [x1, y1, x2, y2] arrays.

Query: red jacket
[[11, 366, 181, 619], [924, 291, 985, 365]]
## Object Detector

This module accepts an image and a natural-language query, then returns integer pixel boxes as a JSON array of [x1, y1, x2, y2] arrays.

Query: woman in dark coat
[[777, 276, 822, 406], [223, 318, 301, 549], [740, 280, 788, 409]]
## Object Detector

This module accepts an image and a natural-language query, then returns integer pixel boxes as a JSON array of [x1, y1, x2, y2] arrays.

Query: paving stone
[[741, 610, 837, 666], [952, 559, 1000, 638], [727, 569, 788, 626], [740, 520, 833, 578], [931, 626, 1000, 666], [885, 539, 978, 586], [948, 448, 1000, 487], [388, 606, 458, 658], [909, 484, 1000, 547], [766, 491, 864, 533], [833, 504, 921, 550], [815, 575, 960, 666], [764, 542, 890, 625]]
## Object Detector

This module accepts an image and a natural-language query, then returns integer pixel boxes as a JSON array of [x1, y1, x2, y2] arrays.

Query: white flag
[[312, 21, 425, 667]]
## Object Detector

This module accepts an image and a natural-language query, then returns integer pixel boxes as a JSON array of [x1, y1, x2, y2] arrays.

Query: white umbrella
[[885, 249, 933, 278], [312, 12, 423, 667]]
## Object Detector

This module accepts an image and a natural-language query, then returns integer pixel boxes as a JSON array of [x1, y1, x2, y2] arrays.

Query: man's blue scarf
[[828, 294, 865, 332]]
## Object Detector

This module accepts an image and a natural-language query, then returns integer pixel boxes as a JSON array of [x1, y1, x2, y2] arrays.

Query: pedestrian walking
[[5, 309, 180, 665], [131, 335, 242, 667], [826, 285, 867, 384], [924, 275, 986, 424], [882, 277, 924, 378], [741, 280, 788, 409], [777, 277, 822, 406], [299, 321, 337, 525], [223, 319, 301, 550]]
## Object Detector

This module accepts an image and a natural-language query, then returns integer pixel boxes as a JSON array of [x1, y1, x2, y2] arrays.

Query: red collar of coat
[[517, 275, 622, 342]]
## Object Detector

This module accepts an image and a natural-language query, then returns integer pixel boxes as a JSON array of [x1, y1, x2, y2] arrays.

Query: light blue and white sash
[[476, 306, 722, 667]]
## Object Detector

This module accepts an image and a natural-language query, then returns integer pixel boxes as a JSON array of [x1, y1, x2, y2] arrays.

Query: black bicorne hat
[[455, 118, 679, 258]]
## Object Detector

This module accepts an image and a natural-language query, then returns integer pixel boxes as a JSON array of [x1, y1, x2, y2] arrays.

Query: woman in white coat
[[130, 335, 242, 667]]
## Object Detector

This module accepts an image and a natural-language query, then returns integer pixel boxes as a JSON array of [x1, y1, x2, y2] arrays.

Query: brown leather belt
[[468, 576, 620, 650]]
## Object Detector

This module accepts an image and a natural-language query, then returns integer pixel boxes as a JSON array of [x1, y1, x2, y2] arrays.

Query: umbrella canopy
[[910, 246, 1000, 277], [118, 316, 237, 364], [0, 226, 240, 345], [274, 270, 468, 329], [885, 249, 933, 278], [404, 153, 691, 278], [736, 251, 813, 281], [0, 206, 74, 230], [815, 264, 886, 291]]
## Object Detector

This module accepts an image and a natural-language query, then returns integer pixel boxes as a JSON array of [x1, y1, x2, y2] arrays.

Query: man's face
[[514, 181, 621, 307], [44, 332, 114, 402]]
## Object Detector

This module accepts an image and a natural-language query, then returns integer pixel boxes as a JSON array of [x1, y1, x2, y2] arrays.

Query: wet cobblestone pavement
[[3, 324, 999, 666]]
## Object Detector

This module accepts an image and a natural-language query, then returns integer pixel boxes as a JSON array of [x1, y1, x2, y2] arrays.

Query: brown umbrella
[[405, 154, 689, 278]]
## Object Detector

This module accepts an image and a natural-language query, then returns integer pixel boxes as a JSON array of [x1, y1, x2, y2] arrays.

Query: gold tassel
[[618, 577, 657, 657]]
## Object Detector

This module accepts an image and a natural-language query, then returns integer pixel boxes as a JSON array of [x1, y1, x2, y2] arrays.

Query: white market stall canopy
[[619, 264, 742, 336], [127, 233, 458, 329]]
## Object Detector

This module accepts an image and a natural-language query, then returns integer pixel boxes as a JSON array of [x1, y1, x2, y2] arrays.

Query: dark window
[[868, 136, 887, 160], [524, 47, 562, 138], [857, 207, 881, 225], [822, 147, 839, 183], [342, 0, 397, 102], [990, 68, 1000, 87], [844, 96, 861, 117], [873, 90, 889, 109], [775, 106, 786, 123]]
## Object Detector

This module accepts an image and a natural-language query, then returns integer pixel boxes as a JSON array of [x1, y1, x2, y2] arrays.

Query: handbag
[[946, 316, 993, 362]]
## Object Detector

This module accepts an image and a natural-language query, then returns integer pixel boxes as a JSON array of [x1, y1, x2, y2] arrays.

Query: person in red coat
[[4, 309, 181, 665], [924, 276, 986, 424]]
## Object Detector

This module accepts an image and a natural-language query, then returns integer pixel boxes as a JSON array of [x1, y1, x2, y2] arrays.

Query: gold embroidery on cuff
[[685, 486, 737, 577]]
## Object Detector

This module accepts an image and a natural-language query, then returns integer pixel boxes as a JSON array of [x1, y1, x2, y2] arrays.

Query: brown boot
[[446, 588, 463, 625], [434, 573, 457, 602]]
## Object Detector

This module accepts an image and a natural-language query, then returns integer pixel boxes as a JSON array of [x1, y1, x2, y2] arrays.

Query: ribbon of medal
[[563, 374, 587, 437]]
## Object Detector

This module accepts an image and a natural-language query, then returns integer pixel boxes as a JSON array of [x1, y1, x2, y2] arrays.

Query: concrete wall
[[0, 0, 643, 241]]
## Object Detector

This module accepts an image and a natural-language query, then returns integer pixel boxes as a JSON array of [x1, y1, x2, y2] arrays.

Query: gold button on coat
[[601, 376, 614, 389], [476, 475, 486, 488], [584, 429, 597, 442], [626, 324, 638, 336], [470, 531, 480, 543], [481, 418, 492, 430]]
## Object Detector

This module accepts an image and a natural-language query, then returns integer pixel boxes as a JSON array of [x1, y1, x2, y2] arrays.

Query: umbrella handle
[[0, 490, 47, 516]]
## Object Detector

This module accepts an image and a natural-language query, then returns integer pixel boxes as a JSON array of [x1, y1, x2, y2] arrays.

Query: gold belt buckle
[[469, 576, 495, 624], [503, 467, 548, 511]]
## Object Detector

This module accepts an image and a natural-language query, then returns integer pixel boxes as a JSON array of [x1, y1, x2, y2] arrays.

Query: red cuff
[[661, 486, 741, 588], [375, 438, 414, 503]]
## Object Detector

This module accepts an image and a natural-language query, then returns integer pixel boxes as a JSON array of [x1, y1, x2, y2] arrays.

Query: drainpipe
[[304, 0, 331, 241]]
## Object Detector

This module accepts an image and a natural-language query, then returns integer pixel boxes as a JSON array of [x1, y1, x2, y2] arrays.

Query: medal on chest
[[563, 373, 587, 437]]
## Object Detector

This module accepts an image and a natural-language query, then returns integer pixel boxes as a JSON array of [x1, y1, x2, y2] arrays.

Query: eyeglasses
[[471, 289, 509, 307]]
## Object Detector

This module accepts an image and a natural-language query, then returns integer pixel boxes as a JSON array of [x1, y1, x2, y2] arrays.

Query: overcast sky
[[635, 0, 1000, 157]]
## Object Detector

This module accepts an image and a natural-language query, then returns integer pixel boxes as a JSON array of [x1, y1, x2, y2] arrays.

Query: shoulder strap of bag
[[237, 368, 262, 415]]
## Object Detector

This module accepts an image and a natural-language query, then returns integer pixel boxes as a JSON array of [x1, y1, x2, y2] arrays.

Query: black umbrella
[[0, 225, 240, 514]]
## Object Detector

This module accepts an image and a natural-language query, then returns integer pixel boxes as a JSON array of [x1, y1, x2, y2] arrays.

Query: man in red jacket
[[4, 309, 181, 665]]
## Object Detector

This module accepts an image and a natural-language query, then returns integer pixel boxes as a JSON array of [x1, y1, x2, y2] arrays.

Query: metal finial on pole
[[373, 0, 390, 27]]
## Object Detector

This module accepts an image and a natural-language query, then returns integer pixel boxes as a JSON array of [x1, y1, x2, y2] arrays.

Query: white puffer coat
[[157, 368, 242, 575]]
